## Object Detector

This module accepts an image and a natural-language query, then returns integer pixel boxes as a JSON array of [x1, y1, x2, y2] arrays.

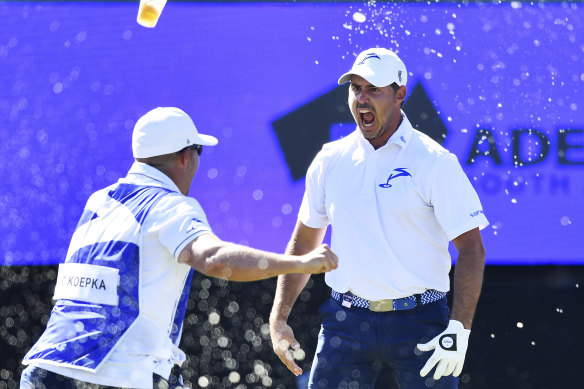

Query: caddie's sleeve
[[298, 150, 330, 228], [158, 197, 214, 260], [430, 152, 489, 241]]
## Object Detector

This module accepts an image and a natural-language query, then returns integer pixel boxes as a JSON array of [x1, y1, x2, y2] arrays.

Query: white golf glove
[[416, 319, 470, 380]]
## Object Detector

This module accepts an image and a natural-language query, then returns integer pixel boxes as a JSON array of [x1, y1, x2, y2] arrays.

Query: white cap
[[132, 107, 218, 158], [338, 48, 407, 87]]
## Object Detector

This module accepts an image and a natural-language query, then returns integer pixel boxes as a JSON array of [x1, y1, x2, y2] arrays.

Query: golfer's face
[[348, 75, 397, 142]]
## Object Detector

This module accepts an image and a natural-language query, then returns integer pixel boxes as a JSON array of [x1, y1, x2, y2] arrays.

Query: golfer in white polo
[[270, 48, 488, 389]]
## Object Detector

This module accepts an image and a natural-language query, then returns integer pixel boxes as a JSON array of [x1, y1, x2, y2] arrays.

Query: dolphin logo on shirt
[[379, 168, 411, 188]]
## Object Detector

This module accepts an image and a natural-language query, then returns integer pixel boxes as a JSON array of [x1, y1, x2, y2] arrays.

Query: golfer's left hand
[[416, 320, 470, 380]]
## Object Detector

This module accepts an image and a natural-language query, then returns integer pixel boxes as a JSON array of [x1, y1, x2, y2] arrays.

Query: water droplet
[[198, 376, 210, 388], [353, 12, 366, 23], [252, 189, 263, 200], [208, 312, 220, 325]]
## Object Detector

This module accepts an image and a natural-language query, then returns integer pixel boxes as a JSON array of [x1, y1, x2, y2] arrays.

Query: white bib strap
[[53, 263, 120, 306]]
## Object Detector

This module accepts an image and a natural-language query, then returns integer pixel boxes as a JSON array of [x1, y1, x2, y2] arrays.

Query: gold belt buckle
[[369, 299, 395, 312]]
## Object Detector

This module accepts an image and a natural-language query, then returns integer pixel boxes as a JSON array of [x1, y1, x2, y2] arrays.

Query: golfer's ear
[[397, 85, 406, 104]]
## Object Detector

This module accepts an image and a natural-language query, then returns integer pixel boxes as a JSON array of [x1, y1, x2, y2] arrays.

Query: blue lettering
[[550, 175, 570, 194]]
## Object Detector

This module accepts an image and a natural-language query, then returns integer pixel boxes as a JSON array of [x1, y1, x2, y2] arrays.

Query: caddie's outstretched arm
[[177, 232, 336, 282]]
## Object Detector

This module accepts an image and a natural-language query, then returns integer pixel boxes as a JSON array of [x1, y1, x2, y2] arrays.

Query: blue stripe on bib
[[24, 184, 174, 371]]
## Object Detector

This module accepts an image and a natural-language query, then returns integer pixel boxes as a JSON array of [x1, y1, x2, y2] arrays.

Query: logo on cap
[[398, 70, 403, 83], [357, 52, 381, 65]]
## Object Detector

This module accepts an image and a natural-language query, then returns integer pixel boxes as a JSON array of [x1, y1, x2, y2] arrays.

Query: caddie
[[20, 107, 338, 389]]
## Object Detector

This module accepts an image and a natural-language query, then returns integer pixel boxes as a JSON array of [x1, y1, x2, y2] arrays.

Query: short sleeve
[[430, 153, 489, 240], [158, 196, 214, 260], [298, 150, 330, 228]]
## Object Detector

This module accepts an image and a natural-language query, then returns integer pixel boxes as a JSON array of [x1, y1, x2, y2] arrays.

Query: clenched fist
[[300, 244, 338, 274]]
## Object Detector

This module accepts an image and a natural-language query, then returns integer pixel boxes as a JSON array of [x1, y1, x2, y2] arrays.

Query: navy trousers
[[20, 365, 184, 389], [308, 297, 460, 389]]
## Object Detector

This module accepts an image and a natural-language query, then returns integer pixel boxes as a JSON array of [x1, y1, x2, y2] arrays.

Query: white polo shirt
[[299, 112, 488, 300], [26, 162, 213, 388]]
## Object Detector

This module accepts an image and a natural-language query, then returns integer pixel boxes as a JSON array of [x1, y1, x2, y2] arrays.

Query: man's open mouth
[[359, 109, 375, 127]]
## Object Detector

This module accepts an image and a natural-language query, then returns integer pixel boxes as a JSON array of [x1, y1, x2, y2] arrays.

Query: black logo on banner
[[272, 81, 448, 180]]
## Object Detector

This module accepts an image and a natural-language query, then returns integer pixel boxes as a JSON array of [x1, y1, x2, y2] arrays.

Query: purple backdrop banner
[[1, 2, 582, 265]]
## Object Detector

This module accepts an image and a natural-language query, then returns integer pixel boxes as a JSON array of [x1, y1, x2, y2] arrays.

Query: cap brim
[[194, 133, 218, 146], [337, 70, 381, 86], [338, 72, 353, 85]]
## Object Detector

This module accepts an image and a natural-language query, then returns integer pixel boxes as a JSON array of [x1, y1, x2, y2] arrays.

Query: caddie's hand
[[269, 319, 303, 376], [302, 244, 338, 274], [416, 320, 471, 380]]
